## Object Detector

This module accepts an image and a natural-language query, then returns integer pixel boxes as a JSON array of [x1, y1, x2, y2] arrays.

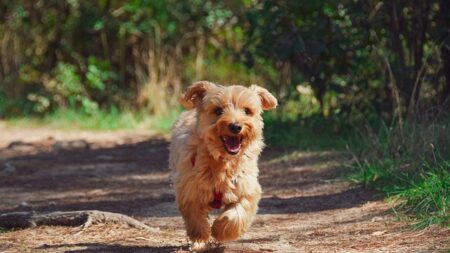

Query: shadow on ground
[[260, 187, 379, 214], [37, 243, 186, 253], [0, 137, 379, 219], [37, 243, 264, 253]]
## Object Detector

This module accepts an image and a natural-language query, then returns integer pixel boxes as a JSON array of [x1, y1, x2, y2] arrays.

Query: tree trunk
[[439, 0, 450, 103], [386, 1, 409, 113], [408, 1, 430, 118]]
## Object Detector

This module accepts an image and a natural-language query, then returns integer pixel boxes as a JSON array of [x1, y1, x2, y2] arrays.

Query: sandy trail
[[0, 125, 448, 253]]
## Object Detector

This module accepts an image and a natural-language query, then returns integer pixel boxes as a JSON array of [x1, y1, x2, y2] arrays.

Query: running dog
[[169, 81, 277, 250]]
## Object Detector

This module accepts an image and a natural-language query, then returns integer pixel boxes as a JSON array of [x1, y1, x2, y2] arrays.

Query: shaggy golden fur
[[169, 81, 277, 250]]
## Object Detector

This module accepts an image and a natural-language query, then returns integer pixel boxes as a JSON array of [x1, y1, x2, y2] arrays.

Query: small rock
[[1, 162, 16, 174], [95, 155, 114, 160], [151, 193, 161, 199], [53, 140, 90, 152], [371, 230, 387, 236], [17, 201, 31, 211], [371, 216, 384, 222], [7, 141, 26, 149], [7, 141, 34, 151]]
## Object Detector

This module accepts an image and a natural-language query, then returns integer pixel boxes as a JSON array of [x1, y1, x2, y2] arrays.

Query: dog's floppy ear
[[250, 84, 278, 110], [180, 81, 215, 109]]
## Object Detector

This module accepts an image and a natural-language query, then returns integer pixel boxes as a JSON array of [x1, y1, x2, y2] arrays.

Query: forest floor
[[0, 122, 449, 253]]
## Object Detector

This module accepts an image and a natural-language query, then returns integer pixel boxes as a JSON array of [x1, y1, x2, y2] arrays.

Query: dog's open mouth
[[221, 136, 242, 155]]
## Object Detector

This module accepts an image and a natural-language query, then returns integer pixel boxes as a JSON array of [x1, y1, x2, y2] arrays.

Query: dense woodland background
[[0, 1, 449, 227], [1, 0, 449, 120]]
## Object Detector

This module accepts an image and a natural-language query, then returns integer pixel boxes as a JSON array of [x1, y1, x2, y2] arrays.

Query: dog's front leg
[[211, 195, 260, 242], [179, 201, 211, 247]]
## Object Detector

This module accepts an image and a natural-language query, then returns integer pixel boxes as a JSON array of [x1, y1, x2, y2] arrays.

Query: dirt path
[[0, 124, 448, 253]]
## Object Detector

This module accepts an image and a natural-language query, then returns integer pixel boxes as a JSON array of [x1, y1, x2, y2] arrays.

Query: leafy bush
[[24, 62, 107, 115], [86, 56, 118, 91], [16, 52, 122, 115]]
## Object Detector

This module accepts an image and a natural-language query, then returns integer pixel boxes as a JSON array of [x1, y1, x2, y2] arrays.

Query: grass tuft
[[393, 162, 450, 228], [0, 227, 11, 233], [349, 117, 450, 228]]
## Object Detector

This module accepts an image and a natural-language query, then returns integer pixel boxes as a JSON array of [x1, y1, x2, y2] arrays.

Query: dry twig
[[0, 210, 158, 233]]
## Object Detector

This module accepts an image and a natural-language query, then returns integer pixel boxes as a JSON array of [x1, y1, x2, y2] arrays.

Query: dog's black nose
[[228, 123, 242, 134]]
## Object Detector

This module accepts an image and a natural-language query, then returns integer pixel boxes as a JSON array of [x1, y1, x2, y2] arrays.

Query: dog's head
[[181, 81, 277, 159]]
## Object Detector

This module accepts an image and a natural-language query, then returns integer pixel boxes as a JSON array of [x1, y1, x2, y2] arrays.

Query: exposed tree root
[[0, 210, 158, 233]]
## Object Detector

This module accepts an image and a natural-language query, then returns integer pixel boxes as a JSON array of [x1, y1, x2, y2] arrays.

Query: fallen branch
[[0, 210, 158, 232]]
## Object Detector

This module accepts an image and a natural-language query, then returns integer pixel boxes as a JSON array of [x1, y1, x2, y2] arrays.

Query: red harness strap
[[191, 152, 223, 209], [191, 154, 196, 167], [210, 192, 223, 209]]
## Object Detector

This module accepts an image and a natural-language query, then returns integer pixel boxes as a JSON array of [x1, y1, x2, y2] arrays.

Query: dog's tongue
[[224, 136, 241, 153]]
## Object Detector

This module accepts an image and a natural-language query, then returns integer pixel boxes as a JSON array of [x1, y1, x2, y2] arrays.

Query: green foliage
[[352, 158, 450, 228], [39, 62, 99, 114], [350, 117, 450, 228], [263, 112, 353, 151], [349, 159, 396, 185], [86, 56, 118, 91], [244, 1, 449, 120], [1, 0, 448, 120], [395, 163, 450, 228]]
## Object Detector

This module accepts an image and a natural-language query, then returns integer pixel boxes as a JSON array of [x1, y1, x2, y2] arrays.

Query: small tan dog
[[169, 81, 277, 250]]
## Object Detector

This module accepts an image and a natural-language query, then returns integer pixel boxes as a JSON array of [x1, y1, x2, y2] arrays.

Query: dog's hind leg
[[211, 196, 259, 242]]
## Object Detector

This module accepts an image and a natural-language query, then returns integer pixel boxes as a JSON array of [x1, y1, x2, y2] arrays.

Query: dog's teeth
[[221, 136, 226, 141]]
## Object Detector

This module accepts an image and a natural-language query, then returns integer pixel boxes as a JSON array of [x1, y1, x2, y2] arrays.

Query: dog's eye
[[214, 108, 224, 116], [244, 108, 252, 115]]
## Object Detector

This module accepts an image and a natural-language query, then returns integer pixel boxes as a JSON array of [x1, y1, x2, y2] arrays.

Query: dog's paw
[[190, 241, 208, 252], [212, 216, 241, 242]]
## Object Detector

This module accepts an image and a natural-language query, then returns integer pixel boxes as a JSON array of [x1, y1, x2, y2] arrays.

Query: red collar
[[191, 153, 196, 167], [210, 192, 223, 209], [191, 152, 223, 209]]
